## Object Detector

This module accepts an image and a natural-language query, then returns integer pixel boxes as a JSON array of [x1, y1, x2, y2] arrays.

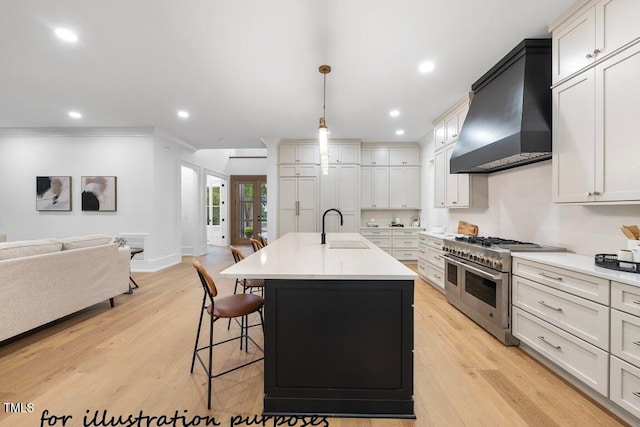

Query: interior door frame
[[230, 175, 267, 246]]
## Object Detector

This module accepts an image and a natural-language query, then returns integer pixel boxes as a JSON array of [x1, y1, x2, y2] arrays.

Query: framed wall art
[[81, 176, 117, 212], [36, 176, 72, 211]]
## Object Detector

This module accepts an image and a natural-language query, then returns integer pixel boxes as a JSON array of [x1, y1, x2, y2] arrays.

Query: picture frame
[[36, 176, 72, 211], [81, 176, 117, 212]]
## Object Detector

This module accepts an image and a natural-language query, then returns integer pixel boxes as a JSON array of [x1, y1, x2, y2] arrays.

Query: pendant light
[[318, 65, 331, 175]]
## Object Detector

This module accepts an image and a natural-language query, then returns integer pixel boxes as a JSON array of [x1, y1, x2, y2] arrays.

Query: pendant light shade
[[318, 65, 331, 175]]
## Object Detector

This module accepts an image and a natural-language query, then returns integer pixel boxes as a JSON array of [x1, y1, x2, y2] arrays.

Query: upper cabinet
[[361, 147, 389, 166], [551, 0, 640, 84], [279, 143, 319, 164], [389, 146, 420, 166], [328, 141, 360, 164], [551, 0, 640, 204], [433, 101, 468, 149]]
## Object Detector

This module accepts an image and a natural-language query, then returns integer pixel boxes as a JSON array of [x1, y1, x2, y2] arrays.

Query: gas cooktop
[[453, 236, 564, 252]]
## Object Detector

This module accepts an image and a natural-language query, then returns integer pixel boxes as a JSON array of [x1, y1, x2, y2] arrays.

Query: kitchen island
[[220, 232, 416, 418]]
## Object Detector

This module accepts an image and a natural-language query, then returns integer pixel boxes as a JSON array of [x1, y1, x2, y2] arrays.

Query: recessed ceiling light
[[395, 129, 405, 136], [418, 61, 435, 73], [389, 110, 400, 117], [177, 110, 190, 119], [68, 111, 82, 119], [54, 28, 78, 43]]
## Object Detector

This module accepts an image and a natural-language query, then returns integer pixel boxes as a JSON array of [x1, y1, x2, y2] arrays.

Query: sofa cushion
[[60, 234, 112, 250], [0, 238, 63, 260]]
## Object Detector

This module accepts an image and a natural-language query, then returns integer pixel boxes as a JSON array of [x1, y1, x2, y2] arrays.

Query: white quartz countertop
[[512, 252, 640, 287], [220, 232, 417, 280], [360, 226, 425, 230]]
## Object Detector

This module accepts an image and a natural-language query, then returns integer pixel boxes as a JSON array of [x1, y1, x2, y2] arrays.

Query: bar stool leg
[[191, 294, 206, 373], [208, 312, 214, 409]]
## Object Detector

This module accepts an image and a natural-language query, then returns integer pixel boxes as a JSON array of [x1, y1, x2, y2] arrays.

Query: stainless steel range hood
[[449, 39, 552, 174]]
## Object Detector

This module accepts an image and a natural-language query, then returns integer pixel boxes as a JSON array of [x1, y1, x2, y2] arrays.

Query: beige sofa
[[0, 235, 131, 342]]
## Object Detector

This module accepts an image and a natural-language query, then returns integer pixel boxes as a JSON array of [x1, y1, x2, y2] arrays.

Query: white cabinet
[[279, 143, 319, 164], [389, 146, 420, 166], [361, 167, 389, 209], [551, 0, 640, 84], [320, 164, 359, 233], [328, 142, 360, 164], [418, 233, 444, 291], [434, 144, 479, 208], [361, 228, 424, 261], [444, 103, 468, 145], [389, 166, 420, 209], [361, 146, 389, 166], [360, 228, 392, 255], [552, 41, 640, 203], [512, 257, 610, 396], [278, 175, 318, 237], [279, 164, 319, 177]]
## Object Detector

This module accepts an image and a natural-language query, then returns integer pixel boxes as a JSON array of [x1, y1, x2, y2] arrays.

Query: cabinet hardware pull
[[452, 201, 457, 204], [632, 300, 640, 305], [538, 336, 562, 350], [586, 53, 593, 59], [633, 341, 640, 347], [585, 191, 593, 197], [634, 392, 640, 399], [434, 274, 441, 279], [452, 134, 457, 138], [539, 272, 563, 281], [538, 300, 563, 312], [594, 49, 601, 55], [593, 191, 601, 196]]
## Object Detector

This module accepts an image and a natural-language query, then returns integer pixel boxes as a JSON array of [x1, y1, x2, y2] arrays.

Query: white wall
[[420, 133, 640, 256]]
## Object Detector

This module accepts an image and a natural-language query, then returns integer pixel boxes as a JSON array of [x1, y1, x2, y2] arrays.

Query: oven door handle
[[444, 255, 504, 281]]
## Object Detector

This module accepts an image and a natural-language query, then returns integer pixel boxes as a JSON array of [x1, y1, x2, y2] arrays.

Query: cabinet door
[[320, 165, 338, 209], [373, 167, 389, 208], [445, 144, 469, 207], [373, 147, 389, 165], [279, 165, 297, 177], [279, 177, 298, 237], [297, 164, 318, 177], [433, 149, 446, 208], [389, 167, 404, 208], [552, 6, 596, 83], [297, 177, 317, 232], [338, 144, 360, 164], [389, 147, 420, 166], [445, 114, 459, 144], [552, 70, 596, 203], [597, 0, 640, 60], [595, 42, 640, 202], [297, 145, 319, 164], [279, 145, 298, 164], [403, 166, 420, 208], [361, 167, 374, 208], [337, 165, 359, 211], [434, 121, 446, 149]]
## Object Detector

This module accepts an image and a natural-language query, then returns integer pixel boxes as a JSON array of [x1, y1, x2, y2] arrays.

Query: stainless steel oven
[[444, 255, 515, 344], [442, 236, 565, 346]]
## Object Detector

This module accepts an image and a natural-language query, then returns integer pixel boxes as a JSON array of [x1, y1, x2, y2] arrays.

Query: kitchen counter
[[512, 252, 640, 287], [221, 232, 415, 418], [220, 232, 416, 280]]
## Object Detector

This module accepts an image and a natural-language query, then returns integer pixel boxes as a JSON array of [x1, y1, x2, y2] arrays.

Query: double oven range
[[443, 236, 565, 345]]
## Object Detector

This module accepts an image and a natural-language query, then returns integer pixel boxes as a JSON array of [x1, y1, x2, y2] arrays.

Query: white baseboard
[[131, 253, 181, 273]]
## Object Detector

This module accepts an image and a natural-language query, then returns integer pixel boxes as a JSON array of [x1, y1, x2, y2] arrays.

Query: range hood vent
[[449, 39, 552, 174]]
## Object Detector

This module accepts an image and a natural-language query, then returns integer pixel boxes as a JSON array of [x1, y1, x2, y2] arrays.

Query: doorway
[[230, 175, 267, 246], [206, 174, 227, 247]]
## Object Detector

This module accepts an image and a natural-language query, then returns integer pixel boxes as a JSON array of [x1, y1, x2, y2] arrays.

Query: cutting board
[[457, 221, 479, 236]]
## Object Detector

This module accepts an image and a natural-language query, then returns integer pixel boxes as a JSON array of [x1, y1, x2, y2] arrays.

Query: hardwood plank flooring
[[0, 246, 628, 426]]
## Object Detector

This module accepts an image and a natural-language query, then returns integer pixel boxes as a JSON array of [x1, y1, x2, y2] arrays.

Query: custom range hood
[[450, 39, 552, 173]]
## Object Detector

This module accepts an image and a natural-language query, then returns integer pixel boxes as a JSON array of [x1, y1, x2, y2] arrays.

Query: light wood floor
[[0, 246, 628, 427]]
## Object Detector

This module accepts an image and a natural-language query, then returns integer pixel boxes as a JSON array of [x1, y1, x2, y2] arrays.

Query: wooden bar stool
[[190, 259, 264, 409], [249, 238, 264, 252]]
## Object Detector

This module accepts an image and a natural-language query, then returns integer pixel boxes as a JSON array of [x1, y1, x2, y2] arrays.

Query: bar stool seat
[[208, 293, 263, 318]]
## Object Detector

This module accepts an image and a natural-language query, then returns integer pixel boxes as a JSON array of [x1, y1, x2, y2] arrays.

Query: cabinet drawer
[[393, 236, 418, 248], [360, 229, 392, 238], [393, 249, 418, 260], [425, 265, 444, 290], [393, 229, 419, 237], [418, 259, 428, 278], [611, 309, 640, 368], [610, 356, 640, 419], [512, 276, 609, 350], [424, 236, 444, 250], [417, 244, 427, 261], [425, 247, 445, 269], [367, 236, 392, 248], [512, 258, 610, 304], [512, 306, 609, 396], [612, 281, 640, 317]]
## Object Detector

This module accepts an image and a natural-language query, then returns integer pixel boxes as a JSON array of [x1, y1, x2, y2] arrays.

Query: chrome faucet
[[321, 208, 343, 244]]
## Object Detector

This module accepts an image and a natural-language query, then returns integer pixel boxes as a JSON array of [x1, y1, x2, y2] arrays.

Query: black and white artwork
[[81, 176, 117, 211], [36, 176, 72, 211]]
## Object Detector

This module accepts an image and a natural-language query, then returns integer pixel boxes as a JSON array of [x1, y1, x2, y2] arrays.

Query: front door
[[230, 175, 267, 246]]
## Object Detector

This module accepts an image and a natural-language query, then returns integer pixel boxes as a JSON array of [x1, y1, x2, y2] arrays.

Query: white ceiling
[[0, 0, 575, 150]]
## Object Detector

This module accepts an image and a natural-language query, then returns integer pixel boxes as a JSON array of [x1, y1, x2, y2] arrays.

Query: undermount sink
[[328, 240, 369, 249]]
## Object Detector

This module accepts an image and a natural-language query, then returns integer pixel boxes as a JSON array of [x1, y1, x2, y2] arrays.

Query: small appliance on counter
[[366, 218, 379, 227]]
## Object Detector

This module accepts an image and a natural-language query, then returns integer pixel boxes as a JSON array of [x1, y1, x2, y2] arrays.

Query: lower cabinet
[[418, 233, 444, 291], [361, 228, 423, 261], [512, 255, 640, 424]]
